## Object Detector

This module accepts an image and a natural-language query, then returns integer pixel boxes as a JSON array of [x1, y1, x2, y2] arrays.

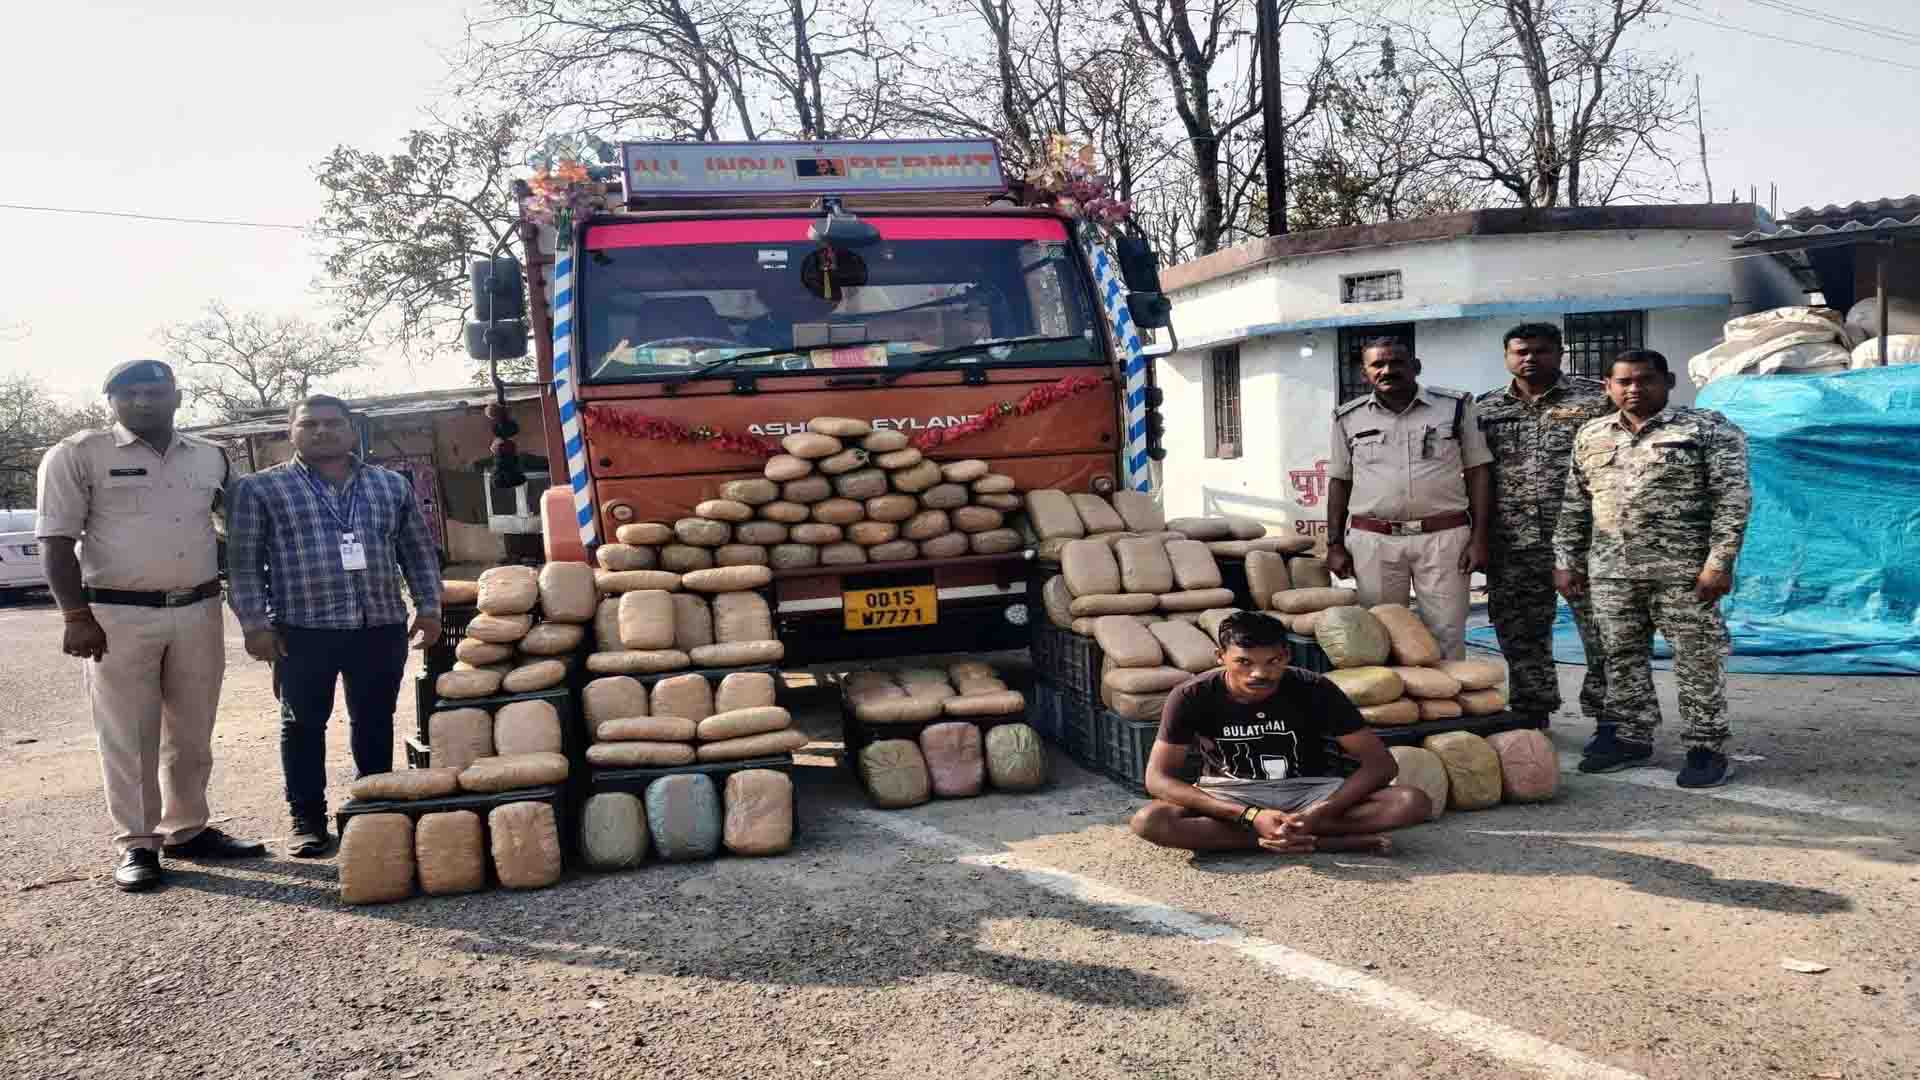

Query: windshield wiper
[[880, 335, 1086, 384], [660, 340, 895, 389]]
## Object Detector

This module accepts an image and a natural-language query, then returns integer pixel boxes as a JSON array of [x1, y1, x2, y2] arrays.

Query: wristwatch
[[1236, 806, 1262, 830]]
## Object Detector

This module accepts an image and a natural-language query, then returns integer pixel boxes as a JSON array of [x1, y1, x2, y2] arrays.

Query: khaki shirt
[[1476, 374, 1614, 551], [35, 424, 227, 591], [1553, 406, 1751, 582], [1328, 385, 1493, 520]]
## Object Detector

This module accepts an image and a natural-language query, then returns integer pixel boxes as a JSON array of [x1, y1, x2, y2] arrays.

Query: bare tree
[[458, 0, 904, 144], [158, 304, 367, 423], [1116, 0, 1342, 255], [1398, 0, 1690, 208], [0, 376, 108, 509], [1288, 31, 1482, 227]]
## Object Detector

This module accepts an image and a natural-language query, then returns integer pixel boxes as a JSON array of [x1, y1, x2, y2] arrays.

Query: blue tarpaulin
[[1467, 367, 1920, 675]]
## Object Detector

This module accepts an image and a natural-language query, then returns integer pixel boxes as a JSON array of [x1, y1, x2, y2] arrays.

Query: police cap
[[102, 359, 176, 394]]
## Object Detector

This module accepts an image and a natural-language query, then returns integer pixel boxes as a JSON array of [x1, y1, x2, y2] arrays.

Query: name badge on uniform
[[339, 532, 368, 571]]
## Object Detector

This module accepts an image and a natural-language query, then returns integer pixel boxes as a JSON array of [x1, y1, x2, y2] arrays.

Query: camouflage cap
[[102, 358, 175, 394]]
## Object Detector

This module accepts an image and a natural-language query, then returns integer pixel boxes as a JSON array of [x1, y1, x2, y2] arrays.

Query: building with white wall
[[1152, 204, 1805, 540]]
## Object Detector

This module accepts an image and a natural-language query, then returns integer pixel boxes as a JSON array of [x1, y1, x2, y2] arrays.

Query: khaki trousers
[[83, 598, 226, 851], [1345, 525, 1472, 660]]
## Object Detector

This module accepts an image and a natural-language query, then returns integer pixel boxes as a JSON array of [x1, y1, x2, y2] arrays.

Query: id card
[[340, 532, 368, 571]]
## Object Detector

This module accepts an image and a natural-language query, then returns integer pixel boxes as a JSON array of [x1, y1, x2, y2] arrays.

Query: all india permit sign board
[[621, 139, 1007, 199]]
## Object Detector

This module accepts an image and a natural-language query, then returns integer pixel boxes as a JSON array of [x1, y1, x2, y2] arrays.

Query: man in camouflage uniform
[[1477, 323, 1614, 735], [1554, 349, 1751, 787]]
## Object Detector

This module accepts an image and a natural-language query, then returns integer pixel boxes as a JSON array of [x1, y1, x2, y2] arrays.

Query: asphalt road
[[0, 594, 1914, 1080]]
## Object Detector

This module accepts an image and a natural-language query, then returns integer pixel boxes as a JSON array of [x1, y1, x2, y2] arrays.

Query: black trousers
[[273, 624, 408, 812]]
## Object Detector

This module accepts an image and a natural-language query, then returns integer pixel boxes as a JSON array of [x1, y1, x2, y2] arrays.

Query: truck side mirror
[[470, 257, 525, 322], [1114, 235, 1164, 294], [466, 256, 529, 361]]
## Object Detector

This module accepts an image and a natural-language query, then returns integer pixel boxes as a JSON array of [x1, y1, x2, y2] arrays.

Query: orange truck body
[[521, 178, 1131, 661]]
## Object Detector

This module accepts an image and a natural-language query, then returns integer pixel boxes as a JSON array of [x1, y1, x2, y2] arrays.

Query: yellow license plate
[[843, 585, 937, 630]]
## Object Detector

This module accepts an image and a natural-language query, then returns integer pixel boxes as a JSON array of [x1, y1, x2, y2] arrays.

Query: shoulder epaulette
[[1333, 397, 1371, 420]]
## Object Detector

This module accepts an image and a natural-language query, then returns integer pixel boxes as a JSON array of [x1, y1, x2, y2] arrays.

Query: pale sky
[[2, 0, 1914, 411]]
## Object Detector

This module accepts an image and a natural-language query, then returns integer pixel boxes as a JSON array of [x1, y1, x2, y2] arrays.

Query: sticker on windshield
[[757, 249, 788, 267]]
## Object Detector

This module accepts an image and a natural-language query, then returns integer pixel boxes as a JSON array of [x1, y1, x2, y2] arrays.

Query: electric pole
[[1256, 0, 1287, 235]]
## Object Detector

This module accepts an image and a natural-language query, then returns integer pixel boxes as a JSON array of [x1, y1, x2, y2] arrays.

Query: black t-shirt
[[1158, 668, 1364, 780]]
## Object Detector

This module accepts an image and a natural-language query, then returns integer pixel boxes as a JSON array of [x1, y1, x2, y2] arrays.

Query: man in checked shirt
[[227, 396, 443, 855]]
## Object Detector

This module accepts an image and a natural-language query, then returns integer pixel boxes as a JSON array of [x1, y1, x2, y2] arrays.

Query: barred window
[[1565, 310, 1646, 378], [1207, 346, 1242, 459], [1337, 324, 1416, 405], [1342, 270, 1403, 303]]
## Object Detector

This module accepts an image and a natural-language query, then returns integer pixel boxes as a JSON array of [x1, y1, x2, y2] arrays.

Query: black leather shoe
[[114, 849, 162, 892], [163, 826, 268, 860], [288, 814, 330, 858]]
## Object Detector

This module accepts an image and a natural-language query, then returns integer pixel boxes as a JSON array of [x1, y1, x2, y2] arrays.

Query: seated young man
[[1131, 611, 1431, 855]]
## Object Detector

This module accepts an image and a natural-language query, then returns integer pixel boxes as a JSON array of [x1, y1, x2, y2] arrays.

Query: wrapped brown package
[[723, 769, 795, 855], [350, 768, 461, 802], [477, 565, 539, 616], [580, 792, 648, 870], [536, 561, 599, 622], [489, 801, 562, 889], [617, 589, 677, 650], [493, 699, 563, 755], [338, 813, 415, 905], [586, 649, 691, 674], [587, 741, 697, 767], [519, 622, 586, 656], [459, 752, 569, 792], [428, 708, 494, 770], [696, 729, 808, 761], [414, 810, 485, 895]]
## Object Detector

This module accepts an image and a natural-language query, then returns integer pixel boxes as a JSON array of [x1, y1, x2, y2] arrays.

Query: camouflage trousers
[[1486, 548, 1607, 723], [1588, 578, 1731, 749]]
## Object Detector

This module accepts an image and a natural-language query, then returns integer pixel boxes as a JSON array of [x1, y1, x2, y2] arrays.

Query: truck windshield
[[579, 215, 1101, 382]]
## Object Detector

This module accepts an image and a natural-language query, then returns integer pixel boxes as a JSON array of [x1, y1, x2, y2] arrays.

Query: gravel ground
[[0, 593, 1915, 1080]]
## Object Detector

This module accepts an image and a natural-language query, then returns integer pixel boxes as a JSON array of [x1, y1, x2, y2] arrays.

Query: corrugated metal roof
[[190, 385, 542, 439], [1784, 195, 1920, 223], [1733, 213, 1920, 248]]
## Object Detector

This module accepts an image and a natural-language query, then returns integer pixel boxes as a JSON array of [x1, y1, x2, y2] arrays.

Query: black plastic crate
[[334, 783, 572, 865], [1363, 709, 1541, 748], [403, 736, 431, 770], [1030, 618, 1102, 700], [1215, 557, 1257, 611], [1033, 679, 1098, 766], [1102, 712, 1202, 796], [1286, 633, 1333, 674], [424, 605, 479, 678], [1024, 681, 1062, 742]]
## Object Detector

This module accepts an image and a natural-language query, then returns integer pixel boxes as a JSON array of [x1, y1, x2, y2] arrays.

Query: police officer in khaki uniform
[[37, 359, 265, 892], [1325, 338, 1494, 660]]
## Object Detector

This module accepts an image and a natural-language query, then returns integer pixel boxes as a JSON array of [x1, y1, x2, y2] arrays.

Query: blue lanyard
[[302, 464, 363, 536]]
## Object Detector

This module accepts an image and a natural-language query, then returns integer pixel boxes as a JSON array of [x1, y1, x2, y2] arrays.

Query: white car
[[0, 509, 46, 599]]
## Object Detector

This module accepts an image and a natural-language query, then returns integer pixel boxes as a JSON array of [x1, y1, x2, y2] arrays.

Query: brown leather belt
[[84, 580, 222, 607], [1349, 511, 1471, 537]]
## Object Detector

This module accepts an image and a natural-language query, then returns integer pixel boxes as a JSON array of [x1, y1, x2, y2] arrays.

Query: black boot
[[288, 807, 330, 858], [114, 849, 162, 892]]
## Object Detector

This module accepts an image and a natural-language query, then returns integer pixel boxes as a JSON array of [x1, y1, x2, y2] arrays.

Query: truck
[[476, 139, 1170, 663]]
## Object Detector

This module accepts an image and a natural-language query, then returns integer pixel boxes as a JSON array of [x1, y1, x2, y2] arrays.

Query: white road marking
[[853, 810, 1647, 1080], [1556, 753, 1920, 831], [1468, 826, 1902, 846]]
